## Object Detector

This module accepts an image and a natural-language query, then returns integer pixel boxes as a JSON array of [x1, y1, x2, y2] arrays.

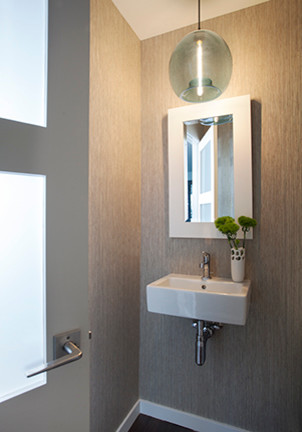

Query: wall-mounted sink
[[146, 273, 251, 325]]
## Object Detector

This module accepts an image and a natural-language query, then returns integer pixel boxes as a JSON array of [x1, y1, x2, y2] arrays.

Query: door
[[0, 1, 90, 431], [191, 126, 218, 222]]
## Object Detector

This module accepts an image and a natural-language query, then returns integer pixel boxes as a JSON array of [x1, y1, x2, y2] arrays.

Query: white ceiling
[[112, 0, 269, 40]]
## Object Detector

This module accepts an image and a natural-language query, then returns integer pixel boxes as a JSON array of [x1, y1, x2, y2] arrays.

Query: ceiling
[[112, 0, 269, 40]]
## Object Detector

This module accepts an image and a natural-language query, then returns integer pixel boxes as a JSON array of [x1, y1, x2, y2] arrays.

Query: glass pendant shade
[[169, 30, 232, 103]]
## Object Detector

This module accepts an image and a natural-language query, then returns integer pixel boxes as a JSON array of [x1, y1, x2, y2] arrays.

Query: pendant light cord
[[198, 0, 201, 30]]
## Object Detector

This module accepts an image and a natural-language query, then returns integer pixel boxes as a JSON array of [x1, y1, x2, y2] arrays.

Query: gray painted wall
[[140, 1, 302, 431], [89, 0, 141, 430]]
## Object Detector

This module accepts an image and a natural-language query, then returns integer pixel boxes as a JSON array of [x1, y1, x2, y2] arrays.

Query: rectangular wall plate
[[53, 329, 81, 360]]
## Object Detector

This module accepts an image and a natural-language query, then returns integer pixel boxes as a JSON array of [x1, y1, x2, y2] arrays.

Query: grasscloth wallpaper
[[140, 1, 301, 431], [89, 0, 141, 430]]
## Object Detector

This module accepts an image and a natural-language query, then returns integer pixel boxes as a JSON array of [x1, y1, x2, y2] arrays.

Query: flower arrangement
[[214, 215, 257, 249]]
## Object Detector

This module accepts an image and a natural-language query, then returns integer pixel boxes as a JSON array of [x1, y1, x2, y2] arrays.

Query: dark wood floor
[[128, 415, 196, 432]]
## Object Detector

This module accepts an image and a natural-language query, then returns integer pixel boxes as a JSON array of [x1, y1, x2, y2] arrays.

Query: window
[[0, 171, 46, 403], [0, 0, 48, 126]]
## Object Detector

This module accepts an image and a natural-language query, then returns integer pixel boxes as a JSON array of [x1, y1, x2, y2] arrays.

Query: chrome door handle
[[27, 330, 82, 378]]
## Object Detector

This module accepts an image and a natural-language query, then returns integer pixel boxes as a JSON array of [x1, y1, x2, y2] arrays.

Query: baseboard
[[116, 400, 140, 432], [140, 400, 250, 432], [116, 399, 250, 432]]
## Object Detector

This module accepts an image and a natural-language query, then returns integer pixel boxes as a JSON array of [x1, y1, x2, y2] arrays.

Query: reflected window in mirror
[[184, 116, 234, 223]]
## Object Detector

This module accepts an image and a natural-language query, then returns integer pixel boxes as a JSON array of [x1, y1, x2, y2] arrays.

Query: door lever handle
[[27, 337, 82, 378]]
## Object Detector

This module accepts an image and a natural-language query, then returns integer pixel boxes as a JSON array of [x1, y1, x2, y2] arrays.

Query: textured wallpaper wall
[[140, 1, 301, 431], [89, 0, 141, 430]]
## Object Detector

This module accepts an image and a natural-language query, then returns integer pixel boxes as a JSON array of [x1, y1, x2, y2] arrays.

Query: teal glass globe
[[169, 30, 232, 103]]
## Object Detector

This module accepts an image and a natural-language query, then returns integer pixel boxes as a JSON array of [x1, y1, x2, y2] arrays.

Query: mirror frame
[[168, 94, 253, 238]]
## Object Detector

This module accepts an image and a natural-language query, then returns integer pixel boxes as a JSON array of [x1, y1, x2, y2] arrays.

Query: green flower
[[215, 216, 240, 249], [214, 215, 257, 250], [238, 216, 257, 230], [219, 221, 240, 235], [238, 216, 257, 248], [215, 216, 234, 229]]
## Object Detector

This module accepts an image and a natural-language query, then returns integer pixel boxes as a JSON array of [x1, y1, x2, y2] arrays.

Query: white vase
[[231, 247, 245, 282]]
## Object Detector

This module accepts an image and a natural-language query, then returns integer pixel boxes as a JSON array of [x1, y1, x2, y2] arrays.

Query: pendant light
[[169, 0, 232, 103]]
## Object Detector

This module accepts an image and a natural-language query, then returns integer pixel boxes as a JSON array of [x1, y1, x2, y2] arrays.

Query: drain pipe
[[192, 320, 222, 366]]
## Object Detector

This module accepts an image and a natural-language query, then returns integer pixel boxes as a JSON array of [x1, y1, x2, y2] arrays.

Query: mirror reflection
[[184, 115, 234, 223]]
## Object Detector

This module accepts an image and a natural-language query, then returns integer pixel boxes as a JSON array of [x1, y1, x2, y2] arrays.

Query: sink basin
[[146, 273, 251, 325]]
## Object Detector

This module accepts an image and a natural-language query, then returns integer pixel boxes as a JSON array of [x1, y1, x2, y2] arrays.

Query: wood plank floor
[[128, 415, 196, 432]]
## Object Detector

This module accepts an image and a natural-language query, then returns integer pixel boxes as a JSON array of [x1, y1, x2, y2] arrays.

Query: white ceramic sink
[[146, 274, 251, 325]]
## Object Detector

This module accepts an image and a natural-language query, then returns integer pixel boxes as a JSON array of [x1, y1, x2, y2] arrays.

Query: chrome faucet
[[200, 251, 211, 280]]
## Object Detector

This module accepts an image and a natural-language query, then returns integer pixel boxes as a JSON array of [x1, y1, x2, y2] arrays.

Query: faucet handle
[[201, 251, 210, 263]]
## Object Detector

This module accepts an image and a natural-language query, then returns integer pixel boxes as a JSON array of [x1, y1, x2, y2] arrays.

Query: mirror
[[168, 95, 253, 238]]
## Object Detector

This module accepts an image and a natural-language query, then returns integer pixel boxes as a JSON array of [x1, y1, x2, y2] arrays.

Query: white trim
[[116, 400, 140, 432], [116, 399, 251, 432]]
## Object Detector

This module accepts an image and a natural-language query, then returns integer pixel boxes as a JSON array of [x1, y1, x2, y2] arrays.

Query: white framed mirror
[[168, 95, 253, 238]]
